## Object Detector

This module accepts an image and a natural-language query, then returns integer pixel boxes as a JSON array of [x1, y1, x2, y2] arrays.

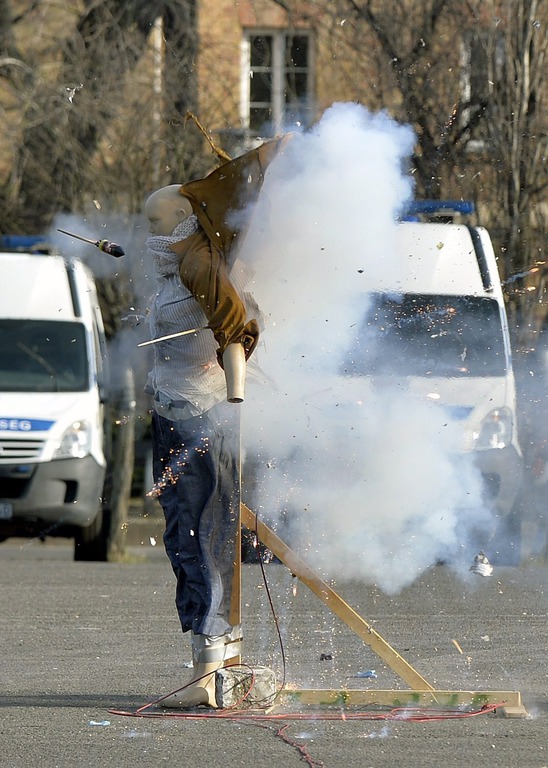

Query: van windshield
[[0, 320, 89, 392], [345, 293, 508, 377]]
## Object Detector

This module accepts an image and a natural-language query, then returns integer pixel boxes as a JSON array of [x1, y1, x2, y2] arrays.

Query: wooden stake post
[[226, 413, 242, 665]]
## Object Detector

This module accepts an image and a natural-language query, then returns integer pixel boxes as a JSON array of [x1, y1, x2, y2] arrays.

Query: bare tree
[[465, 0, 547, 340], [272, 0, 546, 341], [270, 0, 472, 197], [0, 0, 205, 233], [1, 0, 545, 342]]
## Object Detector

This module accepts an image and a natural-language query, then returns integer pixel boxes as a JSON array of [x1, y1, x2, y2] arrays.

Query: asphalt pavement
[[1, 529, 547, 768]]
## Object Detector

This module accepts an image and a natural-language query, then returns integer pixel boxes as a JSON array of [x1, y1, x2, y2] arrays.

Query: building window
[[241, 30, 313, 136]]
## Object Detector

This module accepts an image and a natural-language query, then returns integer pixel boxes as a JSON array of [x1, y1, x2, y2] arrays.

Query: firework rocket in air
[[57, 228, 125, 257]]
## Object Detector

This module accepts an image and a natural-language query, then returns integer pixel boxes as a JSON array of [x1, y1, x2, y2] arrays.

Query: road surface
[[1, 538, 546, 767]]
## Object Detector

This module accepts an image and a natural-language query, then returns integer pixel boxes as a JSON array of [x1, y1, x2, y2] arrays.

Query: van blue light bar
[[0, 234, 50, 251], [406, 200, 475, 216]]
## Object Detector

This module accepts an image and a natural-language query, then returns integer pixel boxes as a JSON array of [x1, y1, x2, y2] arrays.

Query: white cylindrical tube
[[222, 343, 246, 403]]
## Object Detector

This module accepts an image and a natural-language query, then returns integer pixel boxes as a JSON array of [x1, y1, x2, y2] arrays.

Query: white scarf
[[146, 215, 199, 278]]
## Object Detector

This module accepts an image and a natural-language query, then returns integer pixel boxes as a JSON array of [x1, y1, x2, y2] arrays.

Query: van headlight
[[473, 407, 513, 450], [54, 420, 93, 459]]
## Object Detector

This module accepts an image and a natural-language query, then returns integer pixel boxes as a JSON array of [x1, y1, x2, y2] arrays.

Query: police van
[[347, 202, 523, 564], [0, 237, 117, 559]]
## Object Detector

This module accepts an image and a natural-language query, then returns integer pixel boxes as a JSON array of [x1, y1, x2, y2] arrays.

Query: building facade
[[195, 0, 381, 155]]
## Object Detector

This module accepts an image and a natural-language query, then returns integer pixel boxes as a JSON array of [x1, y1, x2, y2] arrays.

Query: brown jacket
[[169, 136, 291, 361]]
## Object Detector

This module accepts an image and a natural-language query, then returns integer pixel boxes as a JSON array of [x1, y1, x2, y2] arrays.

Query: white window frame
[[240, 28, 313, 136]]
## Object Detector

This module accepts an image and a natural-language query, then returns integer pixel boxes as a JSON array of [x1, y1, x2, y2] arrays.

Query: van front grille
[[0, 436, 45, 461]]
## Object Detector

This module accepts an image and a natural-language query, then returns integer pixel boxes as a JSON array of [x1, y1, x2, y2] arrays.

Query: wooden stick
[[227, 412, 242, 664], [184, 110, 232, 163]]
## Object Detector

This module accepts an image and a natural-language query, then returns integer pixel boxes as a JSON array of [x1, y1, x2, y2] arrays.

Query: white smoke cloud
[[239, 102, 490, 593], [46, 102, 495, 591]]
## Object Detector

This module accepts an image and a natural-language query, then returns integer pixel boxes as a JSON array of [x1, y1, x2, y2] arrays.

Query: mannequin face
[[145, 187, 193, 236]]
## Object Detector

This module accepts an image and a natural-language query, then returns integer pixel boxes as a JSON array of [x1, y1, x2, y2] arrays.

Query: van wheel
[[74, 508, 107, 561], [73, 369, 135, 563], [102, 368, 135, 561]]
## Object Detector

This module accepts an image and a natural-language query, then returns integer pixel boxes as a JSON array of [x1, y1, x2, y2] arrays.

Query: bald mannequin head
[[145, 184, 194, 236]]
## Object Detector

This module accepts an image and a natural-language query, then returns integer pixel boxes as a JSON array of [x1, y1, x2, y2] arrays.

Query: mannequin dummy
[[144, 137, 290, 708], [144, 184, 250, 708]]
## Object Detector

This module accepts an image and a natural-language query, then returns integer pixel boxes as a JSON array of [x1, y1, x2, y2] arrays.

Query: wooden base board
[[281, 688, 525, 713]]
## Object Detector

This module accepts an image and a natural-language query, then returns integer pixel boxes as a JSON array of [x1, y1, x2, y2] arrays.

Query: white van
[[347, 202, 523, 563], [0, 240, 112, 559]]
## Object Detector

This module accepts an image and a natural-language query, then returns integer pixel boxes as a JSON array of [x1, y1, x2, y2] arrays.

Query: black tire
[[74, 508, 107, 561], [73, 369, 135, 562], [101, 368, 135, 561]]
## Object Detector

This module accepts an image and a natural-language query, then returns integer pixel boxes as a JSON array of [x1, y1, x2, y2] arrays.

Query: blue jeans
[[151, 403, 239, 637]]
